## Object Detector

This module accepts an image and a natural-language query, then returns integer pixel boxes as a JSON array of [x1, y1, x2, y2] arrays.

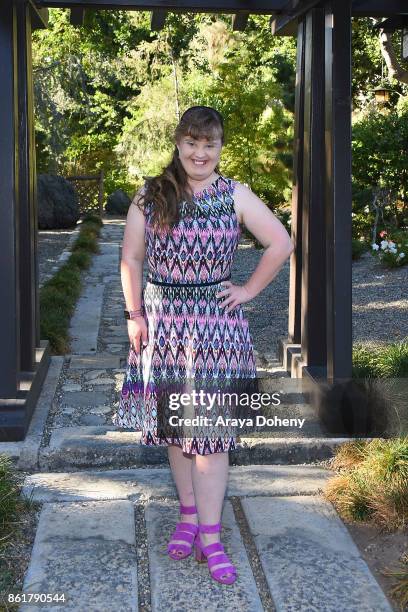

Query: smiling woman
[[112, 105, 293, 586]]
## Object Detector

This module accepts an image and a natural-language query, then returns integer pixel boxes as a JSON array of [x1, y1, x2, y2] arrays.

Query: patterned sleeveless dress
[[112, 174, 258, 455]]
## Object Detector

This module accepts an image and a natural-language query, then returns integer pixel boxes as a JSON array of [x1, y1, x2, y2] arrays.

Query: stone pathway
[[19, 467, 392, 612], [4, 217, 395, 610]]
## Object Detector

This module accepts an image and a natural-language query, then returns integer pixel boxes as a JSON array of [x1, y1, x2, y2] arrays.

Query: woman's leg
[[192, 452, 232, 574], [168, 444, 198, 548]]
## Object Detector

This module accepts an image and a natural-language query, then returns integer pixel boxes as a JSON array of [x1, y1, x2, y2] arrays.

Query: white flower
[[364, 206, 369, 213], [390, 247, 397, 254], [380, 240, 389, 250], [371, 243, 380, 251], [400, 252, 405, 258], [388, 241, 396, 248]]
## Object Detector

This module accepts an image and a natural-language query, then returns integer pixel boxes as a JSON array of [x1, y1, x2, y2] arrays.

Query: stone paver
[[20, 500, 138, 612], [68, 354, 122, 369], [146, 500, 263, 612], [242, 496, 393, 612]]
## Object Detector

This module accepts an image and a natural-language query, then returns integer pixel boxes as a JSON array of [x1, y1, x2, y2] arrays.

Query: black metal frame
[[1, 0, 406, 440]]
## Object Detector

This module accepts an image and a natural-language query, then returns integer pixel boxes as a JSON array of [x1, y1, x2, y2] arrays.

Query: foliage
[[352, 340, 408, 378], [352, 238, 368, 260], [39, 217, 102, 353], [33, 12, 408, 217], [352, 107, 408, 232], [0, 454, 39, 601], [371, 229, 408, 268], [324, 437, 408, 531], [33, 9, 151, 192]]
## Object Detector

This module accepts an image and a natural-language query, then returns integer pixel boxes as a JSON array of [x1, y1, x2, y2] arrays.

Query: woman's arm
[[121, 188, 146, 311], [217, 182, 294, 312]]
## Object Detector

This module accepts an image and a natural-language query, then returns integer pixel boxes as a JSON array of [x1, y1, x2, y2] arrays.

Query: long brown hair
[[133, 106, 225, 231]]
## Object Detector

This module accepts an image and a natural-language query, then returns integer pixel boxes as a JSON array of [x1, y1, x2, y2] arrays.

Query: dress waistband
[[147, 274, 231, 287]]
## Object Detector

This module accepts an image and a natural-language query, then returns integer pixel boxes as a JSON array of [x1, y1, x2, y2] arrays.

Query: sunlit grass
[[352, 340, 408, 378]]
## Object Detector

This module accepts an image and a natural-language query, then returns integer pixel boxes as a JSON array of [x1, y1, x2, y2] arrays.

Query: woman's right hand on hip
[[127, 318, 148, 354]]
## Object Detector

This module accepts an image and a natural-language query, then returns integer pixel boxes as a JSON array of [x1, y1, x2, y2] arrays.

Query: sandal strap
[[202, 541, 224, 556], [175, 522, 198, 533], [207, 553, 231, 568], [180, 504, 197, 515], [198, 522, 221, 534], [173, 530, 196, 545]]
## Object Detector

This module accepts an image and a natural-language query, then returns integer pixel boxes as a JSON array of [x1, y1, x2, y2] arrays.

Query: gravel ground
[[38, 228, 78, 287], [352, 251, 408, 347], [233, 240, 408, 354]]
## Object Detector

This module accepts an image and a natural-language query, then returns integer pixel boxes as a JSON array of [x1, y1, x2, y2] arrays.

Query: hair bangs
[[182, 120, 222, 143]]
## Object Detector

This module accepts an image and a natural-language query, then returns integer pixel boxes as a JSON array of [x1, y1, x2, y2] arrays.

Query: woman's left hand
[[216, 281, 253, 313]]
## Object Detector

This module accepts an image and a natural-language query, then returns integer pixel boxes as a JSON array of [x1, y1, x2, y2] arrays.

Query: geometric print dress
[[112, 174, 258, 455]]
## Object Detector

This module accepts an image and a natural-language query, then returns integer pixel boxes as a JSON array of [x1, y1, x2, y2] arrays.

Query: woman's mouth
[[192, 160, 207, 166]]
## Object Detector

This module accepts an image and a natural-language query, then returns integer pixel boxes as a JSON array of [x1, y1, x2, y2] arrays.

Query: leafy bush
[[352, 340, 408, 378], [352, 238, 368, 260], [371, 229, 408, 268], [352, 108, 408, 230]]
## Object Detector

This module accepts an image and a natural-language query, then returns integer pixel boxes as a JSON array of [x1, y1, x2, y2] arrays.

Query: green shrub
[[325, 437, 408, 530], [352, 340, 408, 378], [39, 215, 102, 353], [81, 212, 103, 227], [68, 250, 92, 270], [71, 234, 99, 254], [0, 455, 20, 544], [352, 238, 368, 260]]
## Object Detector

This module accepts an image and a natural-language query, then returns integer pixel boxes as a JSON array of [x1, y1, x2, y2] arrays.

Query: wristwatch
[[124, 308, 144, 320]]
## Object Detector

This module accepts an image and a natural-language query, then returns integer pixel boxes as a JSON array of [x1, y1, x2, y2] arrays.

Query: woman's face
[[177, 134, 222, 181]]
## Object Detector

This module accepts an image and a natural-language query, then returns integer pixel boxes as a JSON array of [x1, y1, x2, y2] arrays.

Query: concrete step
[[37, 426, 349, 471], [21, 465, 332, 503]]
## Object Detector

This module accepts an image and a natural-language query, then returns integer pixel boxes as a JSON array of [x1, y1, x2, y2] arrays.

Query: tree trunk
[[378, 28, 408, 85]]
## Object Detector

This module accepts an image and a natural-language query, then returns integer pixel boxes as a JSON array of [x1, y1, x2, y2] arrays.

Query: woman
[[112, 106, 294, 585]]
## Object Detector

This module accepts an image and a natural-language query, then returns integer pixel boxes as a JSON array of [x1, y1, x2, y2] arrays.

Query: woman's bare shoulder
[[229, 179, 251, 225]]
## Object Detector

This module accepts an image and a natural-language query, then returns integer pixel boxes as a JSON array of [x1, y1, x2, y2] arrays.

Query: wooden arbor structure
[[1, 0, 407, 441]]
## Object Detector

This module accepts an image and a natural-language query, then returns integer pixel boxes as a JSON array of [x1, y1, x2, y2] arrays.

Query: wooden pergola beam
[[35, 0, 286, 12], [151, 9, 167, 30], [232, 11, 249, 31], [29, 0, 48, 29], [70, 7, 85, 25], [270, 0, 321, 36], [352, 0, 408, 18], [271, 0, 408, 36], [372, 15, 408, 31]]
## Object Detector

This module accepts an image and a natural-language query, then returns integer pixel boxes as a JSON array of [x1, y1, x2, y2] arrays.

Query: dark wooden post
[[324, 0, 353, 382], [278, 17, 305, 371], [293, 6, 327, 378], [16, 0, 39, 373], [0, 0, 49, 441], [0, 1, 21, 406]]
